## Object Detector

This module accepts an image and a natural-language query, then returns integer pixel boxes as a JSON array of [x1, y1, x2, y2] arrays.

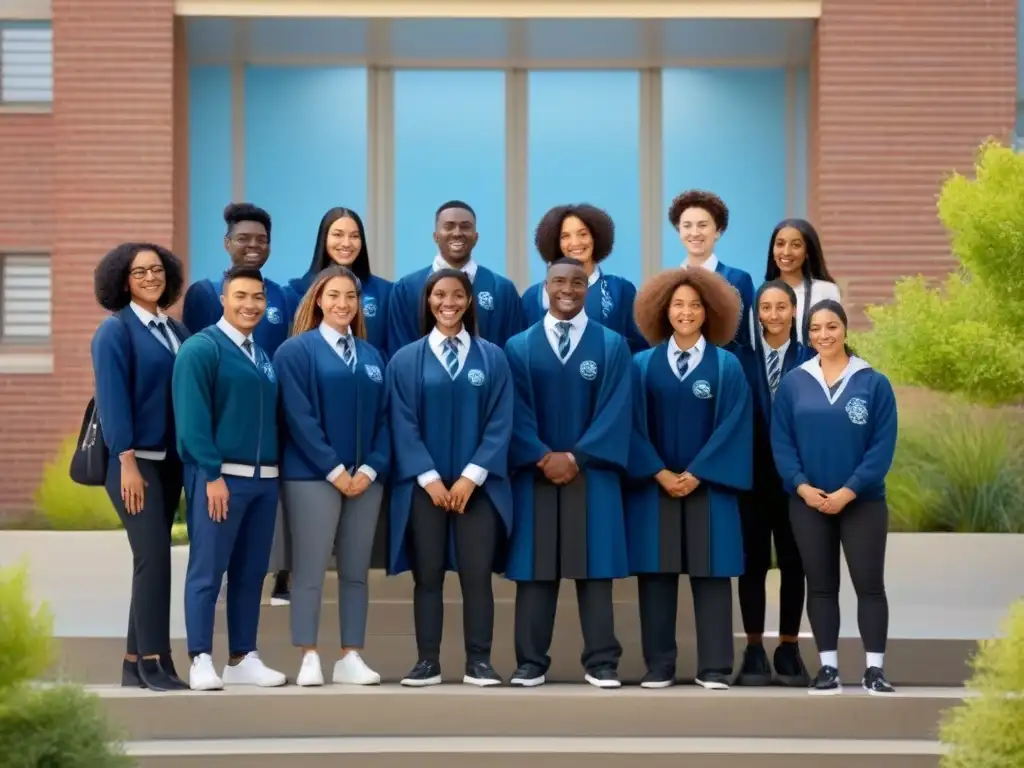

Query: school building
[[0, 0, 1018, 519]]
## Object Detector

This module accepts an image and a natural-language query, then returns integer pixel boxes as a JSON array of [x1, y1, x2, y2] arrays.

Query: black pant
[[514, 578, 621, 673], [408, 487, 498, 664], [788, 496, 889, 653], [637, 573, 733, 676], [738, 483, 805, 637], [103, 455, 183, 657]]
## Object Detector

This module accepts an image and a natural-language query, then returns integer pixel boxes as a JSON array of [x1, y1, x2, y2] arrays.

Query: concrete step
[[124, 736, 944, 768], [92, 684, 964, 742]]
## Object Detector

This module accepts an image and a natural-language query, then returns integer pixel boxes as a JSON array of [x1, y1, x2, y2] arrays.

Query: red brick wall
[[815, 0, 1019, 323], [0, 0, 178, 520]]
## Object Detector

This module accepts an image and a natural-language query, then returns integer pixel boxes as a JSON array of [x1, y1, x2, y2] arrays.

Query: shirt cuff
[[356, 464, 378, 483], [326, 464, 348, 483], [461, 463, 488, 486], [417, 470, 441, 488]]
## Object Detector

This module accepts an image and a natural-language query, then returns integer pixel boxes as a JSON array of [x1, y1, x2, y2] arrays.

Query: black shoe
[[400, 660, 442, 687], [138, 657, 190, 691], [509, 663, 546, 688], [862, 666, 895, 695], [121, 659, 144, 688], [640, 669, 675, 689], [773, 642, 811, 687], [159, 653, 188, 688], [735, 643, 773, 686], [584, 667, 621, 689], [270, 571, 291, 606], [463, 660, 502, 687], [809, 664, 842, 695], [695, 669, 731, 690]]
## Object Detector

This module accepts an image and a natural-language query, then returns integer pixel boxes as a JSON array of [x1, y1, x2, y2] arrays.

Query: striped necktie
[[556, 321, 572, 360], [676, 349, 690, 379], [767, 348, 781, 397], [241, 338, 255, 362], [149, 320, 174, 353], [443, 337, 460, 378], [338, 336, 355, 371]]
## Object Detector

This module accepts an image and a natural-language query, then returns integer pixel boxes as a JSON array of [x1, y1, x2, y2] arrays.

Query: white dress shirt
[[216, 317, 257, 363], [543, 309, 588, 361], [668, 335, 706, 382], [795, 279, 842, 343], [128, 302, 180, 461], [682, 254, 719, 272], [417, 325, 488, 490], [319, 322, 377, 485], [541, 265, 601, 310], [432, 253, 478, 283]]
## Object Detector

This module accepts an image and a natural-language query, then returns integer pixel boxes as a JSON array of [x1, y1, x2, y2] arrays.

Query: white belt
[[221, 463, 279, 479]]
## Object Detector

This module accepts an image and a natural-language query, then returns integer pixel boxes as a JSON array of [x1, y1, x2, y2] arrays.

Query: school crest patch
[[265, 306, 283, 325], [845, 397, 868, 426], [477, 291, 495, 311], [260, 361, 276, 383], [467, 369, 485, 387], [362, 297, 377, 318], [692, 379, 713, 400], [364, 364, 383, 384], [579, 360, 598, 381]]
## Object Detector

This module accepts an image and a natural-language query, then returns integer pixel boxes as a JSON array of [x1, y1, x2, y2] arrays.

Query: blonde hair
[[291, 265, 367, 340]]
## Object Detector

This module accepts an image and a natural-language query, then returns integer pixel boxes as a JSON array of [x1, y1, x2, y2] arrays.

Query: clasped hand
[[655, 469, 700, 498], [332, 470, 373, 498], [425, 477, 476, 514], [537, 452, 578, 486], [798, 484, 856, 515]]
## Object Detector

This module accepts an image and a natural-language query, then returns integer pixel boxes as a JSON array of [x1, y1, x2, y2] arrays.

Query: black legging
[[788, 496, 889, 654]]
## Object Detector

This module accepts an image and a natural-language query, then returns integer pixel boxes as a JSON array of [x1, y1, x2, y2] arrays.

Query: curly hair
[[420, 268, 479, 338], [93, 242, 184, 312], [533, 204, 615, 264], [224, 202, 272, 237], [291, 265, 366, 340], [667, 190, 730, 233], [634, 267, 741, 347]]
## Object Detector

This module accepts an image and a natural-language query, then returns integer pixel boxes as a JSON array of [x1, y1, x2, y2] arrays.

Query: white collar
[[428, 325, 471, 350], [216, 316, 254, 348], [319, 321, 353, 347], [432, 254, 478, 282], [798, 354, 872, 404], [682, 253, 719, 272], [130, 301, 167, 327], [669, 334, 705, 357], [763, 336, 791, 360], [543, 309, 587, 332]]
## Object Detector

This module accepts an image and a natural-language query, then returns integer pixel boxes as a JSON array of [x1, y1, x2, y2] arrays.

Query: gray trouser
[[269, 499, 292, 573], [282, 479, 384, 648]]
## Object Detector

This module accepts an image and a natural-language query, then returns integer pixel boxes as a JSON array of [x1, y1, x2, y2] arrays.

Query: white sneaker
[[189, 653, 224, 691], [296, 651, 324, 687], [221, 651, 287, 687], [333, 651, 381, 685]]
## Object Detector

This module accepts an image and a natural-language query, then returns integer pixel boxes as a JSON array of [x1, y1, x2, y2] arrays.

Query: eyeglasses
[[129, 265, 165, 279]]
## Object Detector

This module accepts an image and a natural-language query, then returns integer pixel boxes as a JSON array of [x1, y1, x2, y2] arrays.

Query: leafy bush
[[34, 436, 121, 530], [887, 404, 1024, 533], [0, 563, 130, 767], [940, 599, 1024, 768]]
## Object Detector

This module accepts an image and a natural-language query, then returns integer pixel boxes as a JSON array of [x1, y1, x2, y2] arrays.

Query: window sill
[[0, 103, 51, 116], [0, 347, 54, 374]]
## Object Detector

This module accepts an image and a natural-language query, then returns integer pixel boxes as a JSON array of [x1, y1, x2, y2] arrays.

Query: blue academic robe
[[385, 336, 514, 575], [273, 330, 391, 483], [388, 264, 524, 352], [182, 277, 292, 358], [713, 261, 755, 349], [625, 343, 753, 578], [284, 273, 394, 360], [521, 273, 648, 353], [504, 321, 632, 581], [771, 357, 898, 501]]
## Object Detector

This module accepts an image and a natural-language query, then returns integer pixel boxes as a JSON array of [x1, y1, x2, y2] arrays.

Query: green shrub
[[887, 407, 1024, 533], [940, 599, 1024, 768], [34, 436, 121, 530], [0, 562, 54, 689]]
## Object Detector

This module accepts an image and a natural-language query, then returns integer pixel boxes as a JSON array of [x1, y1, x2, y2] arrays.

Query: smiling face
[[434, 207, 478, 266], [545, 262, 587, 320], [221, 276, 267, 333], [225, 220, 270, 268], [559, 215, 594, 265], [317, 275, 359, 333], [758, 287, 796, 339], [773, 226, 807, 277], [326, 216, 362, 266], [678, 206, 718, 260], [127, 249, 166, 309], [808, 308, 846, 359], [668, 283, 706, 339], [429, 276, 470, 332]]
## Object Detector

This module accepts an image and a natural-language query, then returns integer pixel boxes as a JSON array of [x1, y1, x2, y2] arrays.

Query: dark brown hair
[[634, 267, 741, 347], [667, 190, 730, 233], [534, 204, 615, 264], [419, 268, 479, 338]]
